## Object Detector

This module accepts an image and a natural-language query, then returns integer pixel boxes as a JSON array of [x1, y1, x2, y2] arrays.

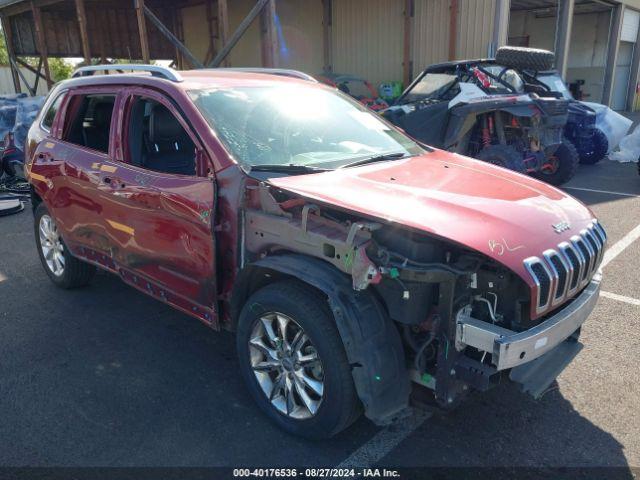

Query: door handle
[[101, 176, 126, 189]]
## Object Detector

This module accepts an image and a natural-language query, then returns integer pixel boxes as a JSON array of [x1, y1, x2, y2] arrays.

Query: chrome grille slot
[[573, 236, 593, 281], [524, 257, 552, 312], [559, 242, 581, 293], [523, 220, 606, 315], [545, 250, 569, 302], [586, 226, 603, 264]]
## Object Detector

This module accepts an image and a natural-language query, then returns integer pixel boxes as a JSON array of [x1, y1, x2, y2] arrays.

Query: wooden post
[[75, 0, 91, 64], [33, 56, 43, 93], [402, 0, 414, 86], [173, 8, 184, 69], [11, 57, 35, 95], [260, 0, 277, 68], [448, 0, 458, 61], [1, 15, 21, 93], [322, 0, 332, 73], [143, 4, 203, 68], [217, 0, 229, 67], [204, 0, 216, 65], [31, 1, 52, 89], [135, 0, 151, 62], [209, 0, 269, 68]]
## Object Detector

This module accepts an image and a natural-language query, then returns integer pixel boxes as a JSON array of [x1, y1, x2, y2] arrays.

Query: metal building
[[0, 0, 639, 110]]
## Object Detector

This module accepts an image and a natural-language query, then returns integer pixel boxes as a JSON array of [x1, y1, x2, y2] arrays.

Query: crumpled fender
[[240, 254, 411, 425]]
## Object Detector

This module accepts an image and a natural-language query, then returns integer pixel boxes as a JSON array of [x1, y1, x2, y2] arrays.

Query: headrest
[[92, 102, 113, 127], [149, 105, 184, 142]]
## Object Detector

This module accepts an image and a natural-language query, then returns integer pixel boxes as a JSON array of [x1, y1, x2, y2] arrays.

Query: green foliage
[[49, 58, 74, 82], [0, 34, 8, 66]]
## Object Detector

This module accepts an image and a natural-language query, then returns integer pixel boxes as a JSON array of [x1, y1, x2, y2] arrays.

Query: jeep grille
[[524, 220, 606, 314]]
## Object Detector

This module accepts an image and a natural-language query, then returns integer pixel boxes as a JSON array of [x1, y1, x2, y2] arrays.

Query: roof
[[424, 58, 496, 73], [58, 69, 323, 93]]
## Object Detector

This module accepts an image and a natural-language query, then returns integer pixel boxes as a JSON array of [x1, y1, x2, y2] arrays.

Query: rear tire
[[578, 128, 608, 165], [34, 203, 95, 289], [236, 280, 361, 438], [535, 139, 579, 186], [495, 46, 555, 72], [476, 144, 525, 173]]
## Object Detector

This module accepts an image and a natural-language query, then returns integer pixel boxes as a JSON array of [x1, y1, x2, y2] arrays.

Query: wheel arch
[[231, 254, 411, 425], [30, 185, 43, 212]]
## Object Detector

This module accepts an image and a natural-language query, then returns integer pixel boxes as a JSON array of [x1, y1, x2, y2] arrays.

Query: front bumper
[[455, 272, 601, 371]]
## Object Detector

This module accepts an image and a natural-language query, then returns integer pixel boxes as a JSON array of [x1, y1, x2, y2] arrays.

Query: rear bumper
[[455, 272, 601, 371]]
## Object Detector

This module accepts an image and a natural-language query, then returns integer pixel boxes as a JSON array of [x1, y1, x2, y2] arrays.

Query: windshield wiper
[[340, 152, 408, 169], [248, 164, 330, 174]]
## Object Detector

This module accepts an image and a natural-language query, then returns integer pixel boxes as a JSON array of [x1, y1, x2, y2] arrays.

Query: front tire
[[476, 144, 526, 173], [34, 203, 95, 288], [535, 139, 579, 186], [236, 280, 361, 438], [579, 128, 608, 165]]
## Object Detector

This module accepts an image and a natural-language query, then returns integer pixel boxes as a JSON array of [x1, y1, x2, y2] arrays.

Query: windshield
[[537, 74, 573, 100], [403, 73, 459, 102], [189, 86, 423, 170]]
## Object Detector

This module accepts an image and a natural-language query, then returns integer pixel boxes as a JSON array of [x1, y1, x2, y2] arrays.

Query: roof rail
[[71, 64, 183, 82], [216, 68, 318, 82]]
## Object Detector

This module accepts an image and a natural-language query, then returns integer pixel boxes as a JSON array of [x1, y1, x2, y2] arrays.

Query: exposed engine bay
[[240, 183, 572, 411]]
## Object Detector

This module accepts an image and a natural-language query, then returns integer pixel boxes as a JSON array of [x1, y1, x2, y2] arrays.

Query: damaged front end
[[235, 181, 604, 424]]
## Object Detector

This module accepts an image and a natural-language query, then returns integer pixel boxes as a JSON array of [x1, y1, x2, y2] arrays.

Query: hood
[[267, 150, 596, 285]]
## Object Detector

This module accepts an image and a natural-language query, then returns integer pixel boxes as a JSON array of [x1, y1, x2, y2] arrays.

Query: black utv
[[528, 70, 608, 165], [382, 47, 578, 185]]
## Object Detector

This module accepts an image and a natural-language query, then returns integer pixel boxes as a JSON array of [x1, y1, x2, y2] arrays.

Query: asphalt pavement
[[0, 158, 639, 471]]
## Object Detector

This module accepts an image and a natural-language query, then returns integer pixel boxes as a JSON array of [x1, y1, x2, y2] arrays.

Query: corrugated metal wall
[[277, 0, 324, 73], [456, 0, 495, 59], [180, 0, 323, 74], [331, 0, 405, 85], [412, 0, 450, 73], [178, 0, 497, 82]]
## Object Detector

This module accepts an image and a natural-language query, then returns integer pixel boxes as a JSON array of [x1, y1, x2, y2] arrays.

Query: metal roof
[[511, 0, 613, 14]]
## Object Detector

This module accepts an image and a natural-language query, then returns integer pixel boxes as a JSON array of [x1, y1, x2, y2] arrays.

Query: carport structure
[[0, 0, 283, 95], [509, 0, 640, 110], [0, 0, 526, 97]]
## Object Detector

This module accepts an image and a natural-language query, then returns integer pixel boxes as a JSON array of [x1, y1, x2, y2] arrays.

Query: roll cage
[[395, 59, 557, 105]]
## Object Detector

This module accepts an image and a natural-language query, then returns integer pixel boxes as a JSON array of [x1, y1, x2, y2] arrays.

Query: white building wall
[[0, 67, 48, 96], [509, 10, 612, 102]]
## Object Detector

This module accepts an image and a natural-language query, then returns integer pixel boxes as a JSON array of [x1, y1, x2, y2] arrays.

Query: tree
[[49, 58, 74, 82], [0, 34, 9, 66]]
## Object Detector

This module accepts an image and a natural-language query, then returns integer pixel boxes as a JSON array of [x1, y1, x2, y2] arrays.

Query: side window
[[125, 96, 196, 176], [61, 94, 116, 154], [41, 93, 64, 131]]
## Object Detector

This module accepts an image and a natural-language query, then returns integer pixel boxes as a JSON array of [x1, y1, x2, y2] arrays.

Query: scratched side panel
[[90, 159, 217, 323]]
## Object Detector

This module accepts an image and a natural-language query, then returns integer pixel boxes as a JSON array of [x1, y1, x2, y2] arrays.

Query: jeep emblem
[[552, 221, 571, 233]]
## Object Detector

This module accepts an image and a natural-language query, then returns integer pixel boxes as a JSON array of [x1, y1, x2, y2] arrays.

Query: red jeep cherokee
[[26, 65, 605, 438]]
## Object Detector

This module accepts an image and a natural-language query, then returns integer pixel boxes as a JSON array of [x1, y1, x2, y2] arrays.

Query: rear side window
[[41, 94, 64, 131], [61, 94, 116, 154]]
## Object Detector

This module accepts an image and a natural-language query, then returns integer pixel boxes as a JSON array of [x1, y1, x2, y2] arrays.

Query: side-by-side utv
[[382, 47, 578, 185]]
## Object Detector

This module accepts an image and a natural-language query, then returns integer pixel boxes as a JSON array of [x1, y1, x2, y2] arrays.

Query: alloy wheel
[[249, 312, 325, 419], [39, 214, 65, 277]]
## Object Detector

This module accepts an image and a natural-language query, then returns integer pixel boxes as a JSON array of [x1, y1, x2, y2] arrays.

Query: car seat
[[143, 105, 196, 175], [83, 101, 113, 152]]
